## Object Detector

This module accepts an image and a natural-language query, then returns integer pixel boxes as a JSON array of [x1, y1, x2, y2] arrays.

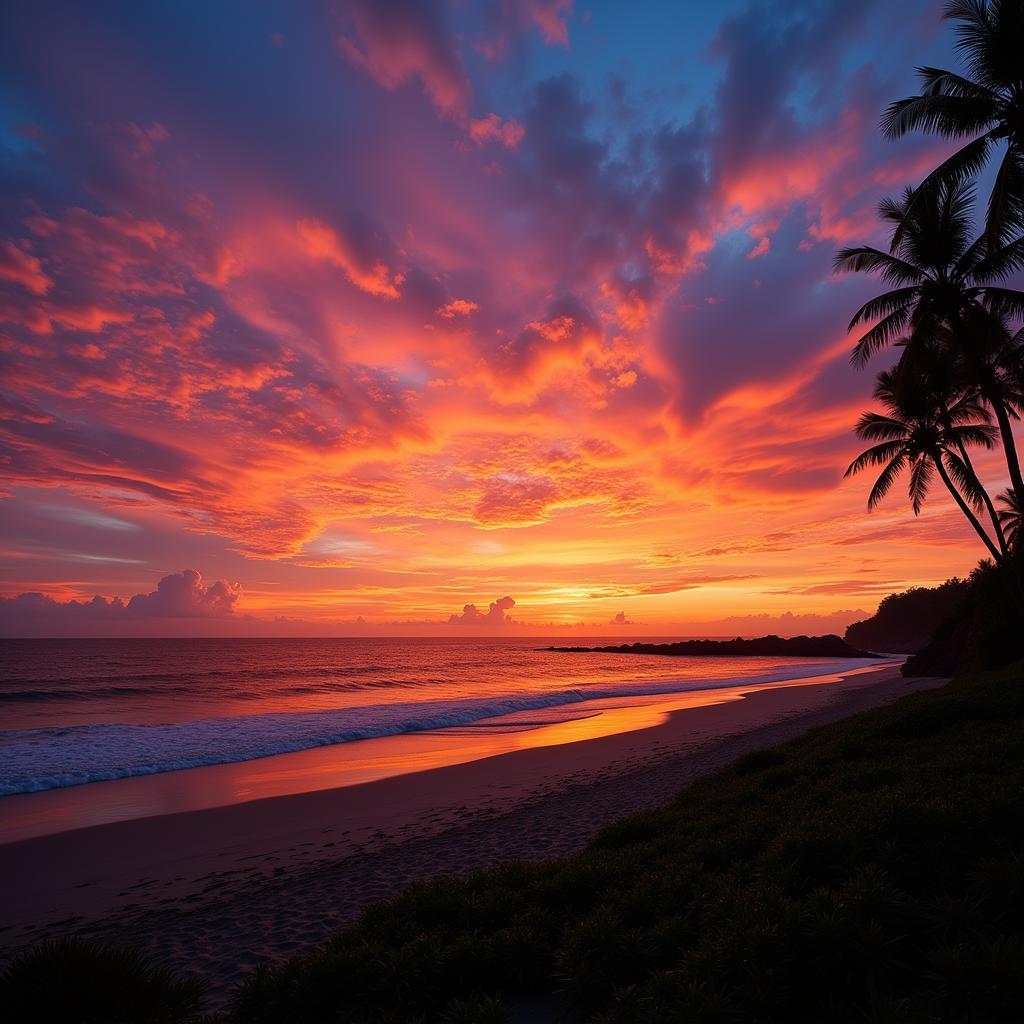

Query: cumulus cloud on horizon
[[0, 570, 241, 635], [448, 595, 516, 626]]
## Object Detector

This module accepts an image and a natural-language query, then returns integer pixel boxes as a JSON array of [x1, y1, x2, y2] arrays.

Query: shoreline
[[0, 664, 946, 1007], [0, 657, 885, 844]]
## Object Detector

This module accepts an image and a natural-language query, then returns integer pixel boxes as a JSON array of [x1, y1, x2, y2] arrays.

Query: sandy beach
[[0, 664, 944, 1008]]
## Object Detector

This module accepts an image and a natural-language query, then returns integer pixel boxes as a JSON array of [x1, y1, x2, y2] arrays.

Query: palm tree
[[997, 487, 1022, 546], [881, 0, 1024, 249], [892, 338, 1008, 551], [834, 181, 1024, 507], [845, 368, 1004, 561]]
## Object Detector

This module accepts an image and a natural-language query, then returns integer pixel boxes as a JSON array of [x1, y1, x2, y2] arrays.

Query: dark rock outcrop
[[547, 634, 879, 658]]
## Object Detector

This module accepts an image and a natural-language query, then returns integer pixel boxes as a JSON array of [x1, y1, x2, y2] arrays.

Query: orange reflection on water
[[0, 666, 891, 845]]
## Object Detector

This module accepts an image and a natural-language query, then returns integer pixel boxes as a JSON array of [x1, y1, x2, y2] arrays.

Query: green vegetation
[[0, 937, 207, 1023], [220, 662, 1024, 1022]]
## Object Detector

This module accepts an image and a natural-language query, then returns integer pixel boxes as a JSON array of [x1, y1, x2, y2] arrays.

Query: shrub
[[0, 937, 206, 1023], [127, 661, 1024, 1021]]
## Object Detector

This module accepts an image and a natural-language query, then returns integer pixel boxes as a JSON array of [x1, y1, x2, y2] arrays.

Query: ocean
[[0, 637, 876, 800]]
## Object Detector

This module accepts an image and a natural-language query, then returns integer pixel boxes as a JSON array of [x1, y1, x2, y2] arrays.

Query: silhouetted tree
[[997, 486, 1022, 546], [835, 182, 1024, 507], [892, 340, 1008, 551], [881, 0, 1024, 249], [845, 368, 1003, 561]]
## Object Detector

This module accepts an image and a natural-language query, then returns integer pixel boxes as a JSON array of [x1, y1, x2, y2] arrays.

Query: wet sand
[[0, 664, 944, 1008]]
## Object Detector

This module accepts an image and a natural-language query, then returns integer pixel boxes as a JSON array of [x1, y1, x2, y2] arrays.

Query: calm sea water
[[0, 638, 874, 797]]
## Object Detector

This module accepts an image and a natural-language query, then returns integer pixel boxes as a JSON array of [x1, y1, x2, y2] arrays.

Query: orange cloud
[[435, 298, 478, 319], [296, 219, 403, 299], [448, 594, 516, 625], [1, 5, 1007, 635]]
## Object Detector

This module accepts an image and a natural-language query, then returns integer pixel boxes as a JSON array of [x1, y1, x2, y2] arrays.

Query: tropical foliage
[[844, 576, 971, 653], [997, 486, 1022, 545], [0, 938, 206, 1024], [838, 0, 1024, 564], [844, 366, 1003, 559], [881, 0, 1024, 248]]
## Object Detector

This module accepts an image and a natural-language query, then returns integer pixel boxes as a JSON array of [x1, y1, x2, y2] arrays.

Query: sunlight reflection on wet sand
[[0, 664, 897, 844]]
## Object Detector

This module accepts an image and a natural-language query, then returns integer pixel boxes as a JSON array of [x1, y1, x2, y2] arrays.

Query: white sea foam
[[0, 659, 877, 795]]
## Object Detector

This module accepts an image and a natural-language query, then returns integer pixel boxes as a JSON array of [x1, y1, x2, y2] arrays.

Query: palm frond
[[982, 0, 1024, 86], [946, 392, 992, 423], [985, 149, 1024, 250], [917, 65, 1000, 101], [921, 135, 993, 195], [956, 232, 990, 277], [878, 190, 915, 225], [833, 246, 925, 285], [908, 455, 934, 514], [847, 289, 916, 329], [845, 440, 907, 478], [867, 453, 908, 509], [942, 448, 987, 511], [948, 422, 999, 448], [880, 92, 997, 139], [996, 487, 1021, 546], [889, 135, 994, 254], [851, 310, 915, 366], [854, 411, 911, 442], [983, 287, 1024, 320], [948, 0, 1023, 90], [968, 236, 1024, 282]]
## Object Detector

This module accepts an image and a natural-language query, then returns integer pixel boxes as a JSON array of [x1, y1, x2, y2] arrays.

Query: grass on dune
[[4, 662, 1024, 1023], [0, 937, 207, 1023]]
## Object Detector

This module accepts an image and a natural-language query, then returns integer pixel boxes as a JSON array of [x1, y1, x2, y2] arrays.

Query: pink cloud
[[468, 113, 525, 150], [746, 236, 770, 259], [527, 0, 573, 46], [337, 0, 471, 117], [296, 218, 403, 298], [0, 242, 52, 296]]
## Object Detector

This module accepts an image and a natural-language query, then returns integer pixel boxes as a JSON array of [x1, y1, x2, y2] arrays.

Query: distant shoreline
[[546, 633, 879, 658]]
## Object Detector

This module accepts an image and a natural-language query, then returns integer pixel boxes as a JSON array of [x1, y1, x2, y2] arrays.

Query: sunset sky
[[0, 0, 1012, 636]]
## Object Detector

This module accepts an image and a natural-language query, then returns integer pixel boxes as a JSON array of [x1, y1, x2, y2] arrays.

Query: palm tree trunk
[[954, 436, 1008, 554], [933, 453, 1003, 563], [940, 403, 1008, 555], [950, 313, 1024, 514], [989, 396, 1024, 512]]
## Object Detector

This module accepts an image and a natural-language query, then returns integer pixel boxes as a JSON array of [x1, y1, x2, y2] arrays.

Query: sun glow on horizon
[[1, 0, 1018, 638]]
